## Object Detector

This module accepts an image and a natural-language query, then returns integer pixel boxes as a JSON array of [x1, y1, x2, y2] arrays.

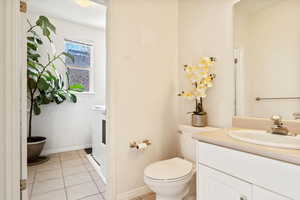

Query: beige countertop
[[192, 128, 300, 166]]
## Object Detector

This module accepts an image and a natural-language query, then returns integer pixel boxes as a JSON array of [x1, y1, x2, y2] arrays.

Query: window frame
[[64, 38, 95, 95]]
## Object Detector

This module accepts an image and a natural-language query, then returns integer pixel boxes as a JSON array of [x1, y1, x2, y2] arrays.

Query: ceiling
[[29, 0, 107, 29], [235, 0, 284, 16]]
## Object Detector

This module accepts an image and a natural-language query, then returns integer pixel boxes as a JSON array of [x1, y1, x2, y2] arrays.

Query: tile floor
[[28, 149, 106, 200], [131, 193, 156, 200]]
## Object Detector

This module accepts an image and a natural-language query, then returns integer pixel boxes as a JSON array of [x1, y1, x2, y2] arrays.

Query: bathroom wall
[[235, 0, 300, 119], [178, 0, 237, 127], [107, 0, 179, 198], [28, 13, 106, 154]]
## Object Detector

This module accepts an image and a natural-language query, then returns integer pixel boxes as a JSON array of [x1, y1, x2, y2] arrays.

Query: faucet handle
[[271, 115, 282, 125]]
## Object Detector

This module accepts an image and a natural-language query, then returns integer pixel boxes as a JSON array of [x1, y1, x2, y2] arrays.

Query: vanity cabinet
[[198, 164, 251, 200], [253, 186, 290, 200], [196, 141, 299, 200]]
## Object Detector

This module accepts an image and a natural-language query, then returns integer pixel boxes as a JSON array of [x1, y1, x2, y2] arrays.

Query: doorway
[[23, 0, 108, 199]]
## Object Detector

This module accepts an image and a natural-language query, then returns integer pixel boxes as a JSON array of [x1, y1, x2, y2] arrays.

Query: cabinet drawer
[[197, 141, 300, 199], [198, 164, 252, 200], [253, 186, 291, 200]]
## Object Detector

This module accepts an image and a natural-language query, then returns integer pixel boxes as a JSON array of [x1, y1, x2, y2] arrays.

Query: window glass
[[65, 40, 93, 92], [67, 68, 90, 91], [65, 40, 91, 68]]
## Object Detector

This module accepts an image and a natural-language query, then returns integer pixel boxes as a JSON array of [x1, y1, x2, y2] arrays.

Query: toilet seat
[[144, 158, 194, 182]]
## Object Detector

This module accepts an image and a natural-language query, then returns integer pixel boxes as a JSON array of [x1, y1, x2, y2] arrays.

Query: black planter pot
[[27, 136, 49, 166]]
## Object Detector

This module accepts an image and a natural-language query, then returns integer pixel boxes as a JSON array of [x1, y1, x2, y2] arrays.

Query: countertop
[[192, 128, 300, 166]]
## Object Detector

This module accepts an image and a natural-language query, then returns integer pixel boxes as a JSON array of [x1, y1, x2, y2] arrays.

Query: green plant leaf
[[58, 92, 67, 101], [36, 38, 43, 45], [69, 93, 77, 103], [28, 53, 40, 62], [37, 77, 50, 91], [28, 78, 37, 89], [69, 84, 85, 92], [45, 70, 57, 80], [27, 36, 35, 42], [27, 60, 36, 68], [37, 93, 52, 105], [33, 102, 41, 115], [53, 93, 64, 104], [36, 16, 56, 41], [27, 42, 37, 51], [27, 69, 39, 77]]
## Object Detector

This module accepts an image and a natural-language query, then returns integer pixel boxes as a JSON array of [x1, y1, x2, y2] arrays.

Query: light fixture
[[74, 0, 95, 8]]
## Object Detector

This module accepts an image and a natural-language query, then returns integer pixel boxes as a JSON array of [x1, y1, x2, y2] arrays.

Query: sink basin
[[228, 129, 300, 149]]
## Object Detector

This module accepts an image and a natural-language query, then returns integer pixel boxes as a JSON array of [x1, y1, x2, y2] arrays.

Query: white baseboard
[[117, 185, 152, 200], [42, 144, 92, 155], [86, 154, 107, 184]]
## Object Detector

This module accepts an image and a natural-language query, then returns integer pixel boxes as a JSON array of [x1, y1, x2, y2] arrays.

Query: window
[[65, 39, 93, 93]]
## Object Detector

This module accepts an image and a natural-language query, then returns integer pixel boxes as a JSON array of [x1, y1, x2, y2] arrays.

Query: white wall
[[107, 0, 179, 197], [235, 0, 300, 119], [28, 13, 106, 154], [178, 0, 237, 127]]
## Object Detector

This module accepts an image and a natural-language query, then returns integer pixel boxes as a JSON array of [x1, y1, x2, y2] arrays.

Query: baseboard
[[86, 154, 107, 184], [42, 144, 92, 155], [117, 185, 152, 200]]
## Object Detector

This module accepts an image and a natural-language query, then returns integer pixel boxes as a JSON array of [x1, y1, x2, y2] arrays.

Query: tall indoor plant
[[178, 57, 216, 127], [27, 16, 84, 164]]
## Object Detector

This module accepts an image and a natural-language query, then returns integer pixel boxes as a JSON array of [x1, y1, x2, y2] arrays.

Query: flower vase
[[192, 112, 207, 127]]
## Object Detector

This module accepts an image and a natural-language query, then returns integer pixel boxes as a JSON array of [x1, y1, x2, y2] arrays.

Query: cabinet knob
[[240, 195, 247, 200]]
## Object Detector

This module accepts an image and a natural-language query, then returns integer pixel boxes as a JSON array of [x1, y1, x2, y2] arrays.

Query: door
[[21, 1, 28, 199], [0, 0, 24, 200], [198, 164, 252, 200], [253, 186, 292, 200]]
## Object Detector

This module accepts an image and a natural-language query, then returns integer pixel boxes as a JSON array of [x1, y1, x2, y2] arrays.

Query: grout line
[[83, 153, 102, 193], [28, 166, 37, 200], [73, 150, 101, 200], [31, 187, 66, 198], [59, 152, 69, 200], [30, 156, 64, 198], [84, 153, 106, 199], [64, 179, 96, 189], [30, 150, 100, 200], [77, 193, 101, 200]]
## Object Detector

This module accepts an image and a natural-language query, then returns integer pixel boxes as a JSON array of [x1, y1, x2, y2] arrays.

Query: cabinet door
[[253, 186, 291, 200], [198, 164, 252, 200]]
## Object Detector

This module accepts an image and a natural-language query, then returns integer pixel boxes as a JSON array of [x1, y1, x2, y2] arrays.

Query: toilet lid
[[144, 158, 193, 180]]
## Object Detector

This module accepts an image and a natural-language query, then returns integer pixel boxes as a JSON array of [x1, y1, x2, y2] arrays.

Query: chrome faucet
[[269, 115, 289, 136]]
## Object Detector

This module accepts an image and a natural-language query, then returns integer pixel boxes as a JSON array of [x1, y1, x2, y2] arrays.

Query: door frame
[[105, 0, 117, 199], [1, 0, 118, 199], [0, 0, 22, 200]]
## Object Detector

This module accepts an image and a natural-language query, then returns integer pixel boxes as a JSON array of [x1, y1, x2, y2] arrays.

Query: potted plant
[[178, 57, 216, 127], [27, 16, 84, 165]]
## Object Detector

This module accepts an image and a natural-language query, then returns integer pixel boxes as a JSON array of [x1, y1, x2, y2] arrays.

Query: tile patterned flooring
[[28, 149, 106, 200], [131, 193, 156, 200]]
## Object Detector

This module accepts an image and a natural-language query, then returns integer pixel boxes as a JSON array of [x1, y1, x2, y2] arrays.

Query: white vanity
[[193, 128, 300, 200]]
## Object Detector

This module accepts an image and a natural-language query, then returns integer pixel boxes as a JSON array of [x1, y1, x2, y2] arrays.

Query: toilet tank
[[178, 125, 220, 162]]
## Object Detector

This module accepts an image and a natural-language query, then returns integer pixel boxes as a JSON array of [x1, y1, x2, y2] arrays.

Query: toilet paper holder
[[130, 139, 151, 150]]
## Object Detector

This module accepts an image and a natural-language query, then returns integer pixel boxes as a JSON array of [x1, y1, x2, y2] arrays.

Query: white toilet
[[144, 125, 219, 200]]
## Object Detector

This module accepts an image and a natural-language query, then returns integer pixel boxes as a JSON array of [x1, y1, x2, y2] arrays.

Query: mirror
[[234, 0, 300, 120]]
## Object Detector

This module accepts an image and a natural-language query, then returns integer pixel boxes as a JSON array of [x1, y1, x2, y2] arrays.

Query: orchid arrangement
[[178, 57, 216, 115]]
